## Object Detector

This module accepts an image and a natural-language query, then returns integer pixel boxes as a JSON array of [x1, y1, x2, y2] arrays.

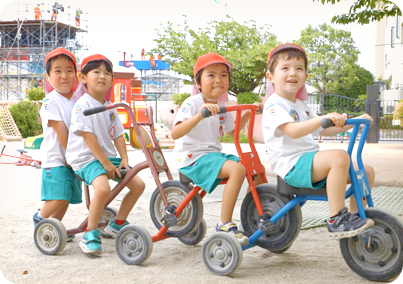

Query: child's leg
[[115, 175, 145, 220], [50, 203, 69, 220], [40, 200, 68, 219], [311, 149, 350, 216], [88, 174, 111, 229], [216, 160, 246, 223], [348, 163, 375, 213]]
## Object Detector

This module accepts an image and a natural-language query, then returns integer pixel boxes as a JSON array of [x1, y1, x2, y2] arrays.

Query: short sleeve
[[70, 103, 93, 136], [40, 97, 62, 126], [222, 112, 235, 133], [174, 99, 198, 125], [263, 101, 294, 137], [111, 109, 125, 139]]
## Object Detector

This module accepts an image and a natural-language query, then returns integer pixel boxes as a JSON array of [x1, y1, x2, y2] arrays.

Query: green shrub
[[26, 87, 45, 102], [236, 92, 262, 105], [8, 101, 42, 138], [170, 92, 191, 107], [219, 133, 252, 143], [380, 114, 402, 130]]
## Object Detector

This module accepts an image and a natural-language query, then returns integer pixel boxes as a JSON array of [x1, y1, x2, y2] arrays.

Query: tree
[[295, 23, 360, 94], [328, 64, 374, 98], [153, 16, 279, 96], [314, 0, 402, 25]]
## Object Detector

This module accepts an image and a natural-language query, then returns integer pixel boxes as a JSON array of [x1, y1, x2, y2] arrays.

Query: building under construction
[[0, 18, 85, 101]]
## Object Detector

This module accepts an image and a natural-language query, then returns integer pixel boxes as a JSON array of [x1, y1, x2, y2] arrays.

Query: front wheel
[[240, 184, 302, 252], [340, 208, 403, 281], [34, 218, 67, 255]]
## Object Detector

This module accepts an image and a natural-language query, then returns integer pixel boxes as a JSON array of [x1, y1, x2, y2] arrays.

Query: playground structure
[[0, 103, 22, 142], [120, 55, 184, 101], [0, 5, 86, 101], [107, 69, 174, 148]]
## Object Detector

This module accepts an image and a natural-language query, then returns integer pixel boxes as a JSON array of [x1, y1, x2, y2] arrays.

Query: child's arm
[[320, 113, 373, 136], [279, 112, 346, 139], [114, 135, 130, 175], [82, 131, 118, 180], [171, 103, 220, 140], [226, 102, 263, 137], [49, 120, 68, 149]]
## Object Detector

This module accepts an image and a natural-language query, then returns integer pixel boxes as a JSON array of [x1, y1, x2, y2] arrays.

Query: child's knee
[[95, 186, 110, 199], [128, 176, 145, 194], [334, 150, 350, 167], [234, 162, 246, 177]]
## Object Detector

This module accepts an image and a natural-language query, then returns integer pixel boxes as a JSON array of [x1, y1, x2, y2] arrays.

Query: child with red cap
[[33, 47, 82, 242], [262, 43, 375, 239], [171, 52, 262, 246], [66, 54, 145, 255]]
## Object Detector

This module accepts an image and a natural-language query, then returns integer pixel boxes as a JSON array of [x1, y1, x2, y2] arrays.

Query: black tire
[[240, 184, 302, 252], [149, 180, 203, 238], [340, 208, 403, 281], [178, 218, 207, 245], [99, 206, 118, 238], [34, 218, 67, 255]]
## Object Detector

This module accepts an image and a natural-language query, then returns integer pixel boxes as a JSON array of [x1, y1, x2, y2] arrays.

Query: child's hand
[[253, 102, 263, 114], [324, 112, 345, 128], [103, 161, 117, 180], [199, 103, 220, 117], [116, 159, 130, 179], [357, 113, 374, 127]]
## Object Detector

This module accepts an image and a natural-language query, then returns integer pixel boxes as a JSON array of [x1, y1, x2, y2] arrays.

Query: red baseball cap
[[193, 52, 232, 78], [81, 54, 113, 71], [267, 43, 306, 65], [45, 47, 77, 68]]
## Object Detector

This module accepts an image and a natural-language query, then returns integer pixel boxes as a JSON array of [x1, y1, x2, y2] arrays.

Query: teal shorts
[[75, 157, 125, 186], [284, 151, 327, 190], [179, 152, 240, 193], [41, 166, 82, 204]]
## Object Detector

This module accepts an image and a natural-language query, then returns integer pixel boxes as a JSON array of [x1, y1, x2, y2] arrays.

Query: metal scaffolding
[[0, 19, 86, 101]]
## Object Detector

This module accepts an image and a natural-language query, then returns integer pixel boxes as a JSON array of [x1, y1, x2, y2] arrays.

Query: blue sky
[[1, 0, 402, 76]]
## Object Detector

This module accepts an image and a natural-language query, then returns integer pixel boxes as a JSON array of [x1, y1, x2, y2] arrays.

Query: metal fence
[[378, 100, 403, 141]]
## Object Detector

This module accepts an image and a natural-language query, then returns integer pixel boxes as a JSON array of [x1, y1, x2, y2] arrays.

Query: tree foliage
[[314, 0, 402, 25], [295, 23, 360, 94], [8, 101, 42, 138], [328, 64, 374, 98], [153, 16, 279, 96], [26, 87, 45, 102]]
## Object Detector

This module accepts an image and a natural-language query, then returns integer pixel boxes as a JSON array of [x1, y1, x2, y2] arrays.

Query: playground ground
[[0, 140, 402, 284]]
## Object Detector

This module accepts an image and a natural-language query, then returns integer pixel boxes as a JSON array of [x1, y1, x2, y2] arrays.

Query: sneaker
[[33, 210, 75, 242], [79, 229, 102, 255], [33, 210, 43, 226], [216, 221, 249, 246], [104, 220, 130, 238], [327, 208, 375, 240]]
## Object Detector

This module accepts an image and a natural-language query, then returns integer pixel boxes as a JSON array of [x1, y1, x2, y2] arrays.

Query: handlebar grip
[[321, 118, 335, 129], [201, 106, 227, 118], [83, 106, 107, 116]]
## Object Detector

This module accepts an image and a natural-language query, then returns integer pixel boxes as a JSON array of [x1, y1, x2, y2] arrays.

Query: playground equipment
[[0, 103, 22, 142], [0, 145, 41, 168], [198, 109, 403, 281], [24, 134, 44, 150], [32, 102, 204, 265]]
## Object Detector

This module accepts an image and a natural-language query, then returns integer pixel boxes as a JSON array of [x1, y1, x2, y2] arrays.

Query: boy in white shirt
[[33, 48, 82, 242], [66, 54, 145, 255], [262, 43, 375, 239]]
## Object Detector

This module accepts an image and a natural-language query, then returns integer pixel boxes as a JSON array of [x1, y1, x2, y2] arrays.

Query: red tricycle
[[0, 145, 41, 168]]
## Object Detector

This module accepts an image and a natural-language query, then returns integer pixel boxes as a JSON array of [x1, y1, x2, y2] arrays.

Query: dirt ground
[[0, 141, 402, 284]]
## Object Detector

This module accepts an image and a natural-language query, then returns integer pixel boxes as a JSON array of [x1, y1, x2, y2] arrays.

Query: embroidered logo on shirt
[[181, 102, 192, 112], [110, 125, 115, 138], [290, 109, 299, 122], [266, 104, 275, 115], [305, 111, 310, 117], [109, 111, 116, 123], [219, 113, 227, 124], [43, 98, 49, 110], [188, 154, 192, 158], [75, 105, 81, 116]]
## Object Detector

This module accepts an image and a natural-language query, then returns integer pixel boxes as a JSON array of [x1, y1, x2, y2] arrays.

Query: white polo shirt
[[262, 93, 323, 179], [173, 93, 235, 169], [66, 93, 125, 171]]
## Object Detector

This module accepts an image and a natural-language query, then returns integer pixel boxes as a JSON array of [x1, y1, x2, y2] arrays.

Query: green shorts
[[179, 152, 240, 193], [75, 157, 125, 186], [41, 166, 82, 204], [284, 151, 327, 190]]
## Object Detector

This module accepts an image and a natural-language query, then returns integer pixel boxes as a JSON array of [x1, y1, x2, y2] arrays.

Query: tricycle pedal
[[357, 227, 376, 239], [258, 214, 276, 235], [160, 214, 178, 228]]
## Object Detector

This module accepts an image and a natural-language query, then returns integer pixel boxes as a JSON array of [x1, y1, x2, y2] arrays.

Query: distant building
[[376, 14, 403, 101]]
